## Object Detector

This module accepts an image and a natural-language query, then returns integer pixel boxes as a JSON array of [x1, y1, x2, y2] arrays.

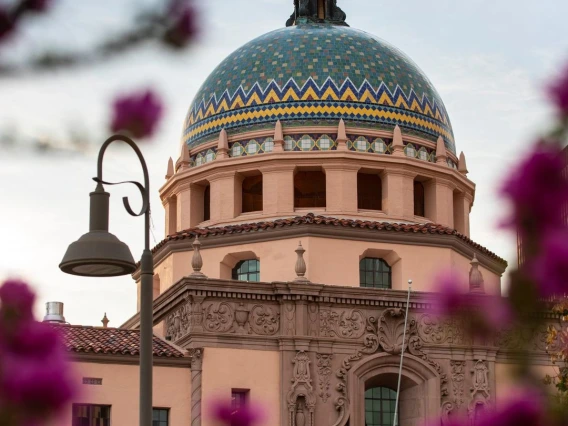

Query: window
[[357, 173, 382, 211], [242, 175, 263, 213], [231, 389, 249, 412], [413, 181, 425, 217], [232, 259, 260, 282], [360, 258, 391, 289], [203, 184, 211, 221], [355, 136, 369, 152], [153, 408, 169, 426], [373, 138, 387, 154], [294, 171, 326, 208], [365, 387, 397, 426], [72, 404, 111, 426]]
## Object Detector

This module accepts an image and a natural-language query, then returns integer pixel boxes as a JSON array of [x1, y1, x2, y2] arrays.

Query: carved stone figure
[[471, 360, 489, 397]]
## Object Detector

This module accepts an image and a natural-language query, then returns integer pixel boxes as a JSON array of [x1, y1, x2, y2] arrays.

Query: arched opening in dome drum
[[203, 184, 211, 221], [413, 180, 425, 217], [241, 174, 263, 213], [357, 172, 382, 211], [294, 170, 326, 209]]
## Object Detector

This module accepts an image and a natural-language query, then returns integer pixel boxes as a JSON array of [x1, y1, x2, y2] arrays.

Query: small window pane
[[232, 260, 260, 282], [359, 258, 391, 289], [365, 387, 397, 426]]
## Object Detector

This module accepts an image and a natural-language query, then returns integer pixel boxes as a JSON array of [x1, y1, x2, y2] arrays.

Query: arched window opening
[[152, 274, 160, 300], [413, 180, 425, 217], [294, 170, 326, 208], [242, 175, 263, 213], [358, 173, 382, 211], [365, 387, 398, 426], [232, 259, 260, 282], [203, 184, 211, 221], [360, 258, 391, 289]]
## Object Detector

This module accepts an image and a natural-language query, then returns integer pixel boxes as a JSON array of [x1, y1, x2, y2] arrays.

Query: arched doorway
[[348, 354, 440, 426]]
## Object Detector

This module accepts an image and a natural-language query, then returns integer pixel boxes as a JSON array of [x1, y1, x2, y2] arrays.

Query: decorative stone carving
[[307, 303, 318, 337], [283, 301, 296, 336], [234, 303, 250, 333], [287, 351, 316, 426], [441, 401, 455, 426], [316, 354, 333, 403], [469, 254, 484, 294], [376, 308, 410, 354], [319, 309, 366, 339], [470, 360, 489, 398], [204, 302, 234, 333], [450, 361, 466, 408], [249, 304, 280, 335], [165, 300, 191, 342], [418, 314, 466, 346]]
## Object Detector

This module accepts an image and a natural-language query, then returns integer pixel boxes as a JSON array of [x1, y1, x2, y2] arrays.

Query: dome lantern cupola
[[286, 0, 348, 27]]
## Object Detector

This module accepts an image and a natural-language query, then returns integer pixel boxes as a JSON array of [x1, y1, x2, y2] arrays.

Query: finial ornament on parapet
[[101, 313, 109, 328], [392, 125, 405, 157], [469, 254, 485, 294], [458, 151, 469, 175], [293, 241, 310, 283], [286, 0, 348, 27], [435, 135, 448, 165], [165, 157, 174, 179], [190, 235, 207, 278], [273, 120, 284, 152], [336, 118, 348, 151], [179, 143, 190, 171], [216, 128, 229, 159]]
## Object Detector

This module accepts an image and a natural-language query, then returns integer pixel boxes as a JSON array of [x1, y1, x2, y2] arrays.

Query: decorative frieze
[[316, 354, 333, 403], [319, 309, 366, 339]]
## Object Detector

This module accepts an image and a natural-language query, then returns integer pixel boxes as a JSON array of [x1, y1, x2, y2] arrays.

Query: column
[[427, 178, 454, 228], [189, 348, 203, 426], [209, 171, 239, 221]]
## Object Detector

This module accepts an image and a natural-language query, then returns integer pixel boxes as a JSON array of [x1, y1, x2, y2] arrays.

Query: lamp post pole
[[60, 134, 153, 426], [95, 135, 153, 426]]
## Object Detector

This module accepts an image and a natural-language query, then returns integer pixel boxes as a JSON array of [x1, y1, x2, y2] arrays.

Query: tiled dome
[[184, 23, 455, 154]]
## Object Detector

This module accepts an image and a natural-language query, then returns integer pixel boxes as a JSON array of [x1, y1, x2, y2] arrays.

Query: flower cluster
[[0, 0, 53, 44], [0, 279, 75, 425], [209, 397, 263, 426], [163, 0, 198, 49], [110, 90, 164, 139]]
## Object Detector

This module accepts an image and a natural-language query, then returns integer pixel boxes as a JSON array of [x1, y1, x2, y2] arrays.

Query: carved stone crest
[[287, 351, 316, 426]]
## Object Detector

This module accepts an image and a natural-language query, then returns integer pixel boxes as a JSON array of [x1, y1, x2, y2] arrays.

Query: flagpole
[[393, 279, 412, 426]]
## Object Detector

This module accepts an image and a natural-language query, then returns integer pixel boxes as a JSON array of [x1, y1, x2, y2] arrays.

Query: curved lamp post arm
[[94, 134, 151, 251]]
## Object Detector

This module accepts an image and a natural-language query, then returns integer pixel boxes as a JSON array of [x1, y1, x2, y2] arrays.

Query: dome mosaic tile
[[185, 23, 455, 154]]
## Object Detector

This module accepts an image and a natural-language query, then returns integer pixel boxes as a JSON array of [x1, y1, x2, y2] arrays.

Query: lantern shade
[[59, 230, 136, 277]]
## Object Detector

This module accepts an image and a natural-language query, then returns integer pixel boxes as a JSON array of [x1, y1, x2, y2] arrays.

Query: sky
[[0, 0, 567, 327]]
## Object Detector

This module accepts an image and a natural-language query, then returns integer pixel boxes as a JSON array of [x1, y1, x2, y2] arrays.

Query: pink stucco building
[[58, 2, 559, 425]]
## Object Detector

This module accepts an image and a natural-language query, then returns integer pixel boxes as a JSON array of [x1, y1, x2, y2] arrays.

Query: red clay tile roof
[[54, 324, 185, 358], [153, 213, 507, 266]]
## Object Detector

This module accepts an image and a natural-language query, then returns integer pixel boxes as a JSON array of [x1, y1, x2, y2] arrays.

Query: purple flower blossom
[[530, 230, 568, 297], [163, 1, 198, 49], [0, 8, 14, 43], [22, 0, 53, 12], [548, 64, 568, 115], [0, 279, 76, 423], [209, 397, 264, 426], [110, 90, 164, 139], [500, 143, 568, 239]]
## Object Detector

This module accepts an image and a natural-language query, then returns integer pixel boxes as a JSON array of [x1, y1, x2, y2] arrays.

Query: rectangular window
[[231, 389, 250, 412], [72, 404, 111, 426], [153, 408, 169, 426]]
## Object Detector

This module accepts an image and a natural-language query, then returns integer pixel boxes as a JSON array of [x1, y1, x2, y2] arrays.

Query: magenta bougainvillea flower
[[0, 9, 14, 42], [530, 230, 568, 297], [548, 64, 568, 116], [22, 0, 53, 12], [500, 142, 568, 237], [0, 279, 75, 424], [164, 1, 198, 49], [110, 89, 164, 139], [209, 398, 264, 426]]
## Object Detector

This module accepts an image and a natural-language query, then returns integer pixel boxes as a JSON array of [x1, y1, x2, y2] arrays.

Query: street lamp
[[60, 134, 154, 426]]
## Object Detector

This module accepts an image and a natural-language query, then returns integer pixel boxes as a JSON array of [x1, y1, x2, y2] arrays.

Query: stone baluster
[[190, 235, 207, 278]]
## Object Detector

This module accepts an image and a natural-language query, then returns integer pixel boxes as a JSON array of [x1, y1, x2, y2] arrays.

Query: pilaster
[[209, 171, 239, 221], [262, 165, 295, 214], [323, 163, 359, 213], [382, 169, 414, 219]]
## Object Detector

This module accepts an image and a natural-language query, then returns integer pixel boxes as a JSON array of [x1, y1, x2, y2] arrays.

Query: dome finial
[[286, 0, 348, 27]]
